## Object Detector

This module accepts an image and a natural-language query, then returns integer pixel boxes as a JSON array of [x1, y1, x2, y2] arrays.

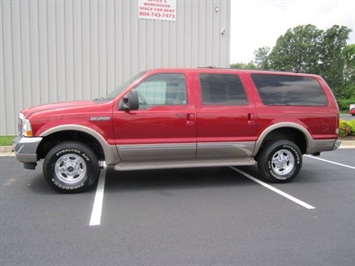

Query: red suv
[[14, 68, 341, 193]]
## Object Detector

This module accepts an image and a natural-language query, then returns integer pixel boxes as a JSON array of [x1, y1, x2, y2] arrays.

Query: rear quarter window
[[251, 74, 328, 106]]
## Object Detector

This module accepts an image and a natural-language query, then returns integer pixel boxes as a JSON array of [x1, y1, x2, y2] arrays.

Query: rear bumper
[[13, 136, 42, 163], [332, 139, 342, 150], [307, 138, 341, 154]]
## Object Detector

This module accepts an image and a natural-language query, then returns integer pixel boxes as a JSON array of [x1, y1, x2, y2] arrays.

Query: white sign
[[138, 0, 176, 21]]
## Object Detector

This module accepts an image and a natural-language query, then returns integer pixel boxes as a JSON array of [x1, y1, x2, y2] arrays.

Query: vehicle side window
[[199, 74, 248, 105], [135, 74, 187, 110], [251, 74, 328, 106]]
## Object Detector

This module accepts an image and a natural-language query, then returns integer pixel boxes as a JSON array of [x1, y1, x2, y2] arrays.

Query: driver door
[[113, 72, 197, 162]]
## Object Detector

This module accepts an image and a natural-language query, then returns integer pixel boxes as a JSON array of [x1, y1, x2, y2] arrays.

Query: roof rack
[[197, 66, 231, 69]]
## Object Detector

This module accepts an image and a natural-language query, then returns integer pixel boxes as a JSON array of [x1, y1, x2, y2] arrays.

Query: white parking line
[[229, 167, 316, 210], [304, 155, 355, 170], [89, 168, 107, 226]]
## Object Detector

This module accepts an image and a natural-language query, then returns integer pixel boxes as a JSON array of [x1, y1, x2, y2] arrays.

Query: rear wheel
[[43, 142, 100, 193], [257, 140, 302, 183]]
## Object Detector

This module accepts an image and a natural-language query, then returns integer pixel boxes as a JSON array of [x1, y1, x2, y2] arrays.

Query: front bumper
[[13, 136, 42, 163]]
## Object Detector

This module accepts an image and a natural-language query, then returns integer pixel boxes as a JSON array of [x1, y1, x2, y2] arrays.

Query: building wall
[[0, 0, 230, 135]]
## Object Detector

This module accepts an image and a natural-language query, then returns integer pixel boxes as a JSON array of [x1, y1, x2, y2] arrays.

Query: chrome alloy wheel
[[54, 153, 87, 184], [271, 149, 295, 178]]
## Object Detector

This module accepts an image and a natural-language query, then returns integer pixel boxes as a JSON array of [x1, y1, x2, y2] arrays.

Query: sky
[[230, 0, 355, 63]]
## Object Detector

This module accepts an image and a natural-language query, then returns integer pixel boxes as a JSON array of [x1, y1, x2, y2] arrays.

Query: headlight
[[18, 113, 33, 137]]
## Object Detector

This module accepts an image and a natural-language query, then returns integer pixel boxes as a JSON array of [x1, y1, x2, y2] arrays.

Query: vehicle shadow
[[103, 166, 254, 193], [28, 173, 56, 194], [27, 163, 325, 195]]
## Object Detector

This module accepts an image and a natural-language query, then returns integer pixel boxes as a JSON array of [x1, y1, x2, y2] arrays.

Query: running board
[[113, 158, 256, 171]]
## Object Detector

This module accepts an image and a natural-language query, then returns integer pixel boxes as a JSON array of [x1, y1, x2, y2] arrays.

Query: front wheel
[[43, 142, 100, 193], [257, 140, 302, 183]]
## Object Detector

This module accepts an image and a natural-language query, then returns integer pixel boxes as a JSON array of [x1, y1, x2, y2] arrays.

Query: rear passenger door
[[195, 72, 257, 159]]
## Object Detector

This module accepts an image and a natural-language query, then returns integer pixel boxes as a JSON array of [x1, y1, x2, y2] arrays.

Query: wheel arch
[[254, 122, 311, 157], [37, 125, 119, 164]]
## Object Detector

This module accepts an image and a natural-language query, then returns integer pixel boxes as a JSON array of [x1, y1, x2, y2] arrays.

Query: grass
[[0, 136, 16, 146]]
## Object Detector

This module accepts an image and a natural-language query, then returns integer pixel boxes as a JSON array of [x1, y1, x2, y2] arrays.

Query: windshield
[[103, 71, 147, 100]]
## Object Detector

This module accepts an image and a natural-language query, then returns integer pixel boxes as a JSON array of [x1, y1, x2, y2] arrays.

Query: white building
[[0, 0, 231, 135]]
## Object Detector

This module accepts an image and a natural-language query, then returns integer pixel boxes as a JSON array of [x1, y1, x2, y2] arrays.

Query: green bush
[[337, 98, 355, 112], [339, 119, 355, 137], [339, 120, 351, 137], [348, 120, 355, 136]]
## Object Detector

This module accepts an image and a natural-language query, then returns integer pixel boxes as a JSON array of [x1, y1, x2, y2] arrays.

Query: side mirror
[[119, 89, 139, 111]]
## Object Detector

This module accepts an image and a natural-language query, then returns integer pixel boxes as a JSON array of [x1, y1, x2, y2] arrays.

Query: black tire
[[257, 140, 302, 183], [43, 142, 100, 193]]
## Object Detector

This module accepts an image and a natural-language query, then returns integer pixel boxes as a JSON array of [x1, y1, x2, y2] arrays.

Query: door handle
[[248, 113, 255, 125], [186, 113, 196, 126]]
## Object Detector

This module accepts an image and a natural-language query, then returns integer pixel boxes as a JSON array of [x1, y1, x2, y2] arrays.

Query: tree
[[268, 24, 323, 73], [342, 44, 355, 99], [254, 47, 271, 70], [343, 44, 355, 84], [267, 24, 351, 97], [230, 62, 257, 69], [318, 25, 352, 96]]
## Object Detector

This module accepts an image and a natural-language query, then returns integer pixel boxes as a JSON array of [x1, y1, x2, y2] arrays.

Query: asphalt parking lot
[[1, 148, 354, 265]]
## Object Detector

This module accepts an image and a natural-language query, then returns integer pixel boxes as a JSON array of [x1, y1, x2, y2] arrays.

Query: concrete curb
[[339, 140, 355, 148], [0, 146, 15, 157], [1, 140, 354, 157], [0, 146, 14, 152]]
